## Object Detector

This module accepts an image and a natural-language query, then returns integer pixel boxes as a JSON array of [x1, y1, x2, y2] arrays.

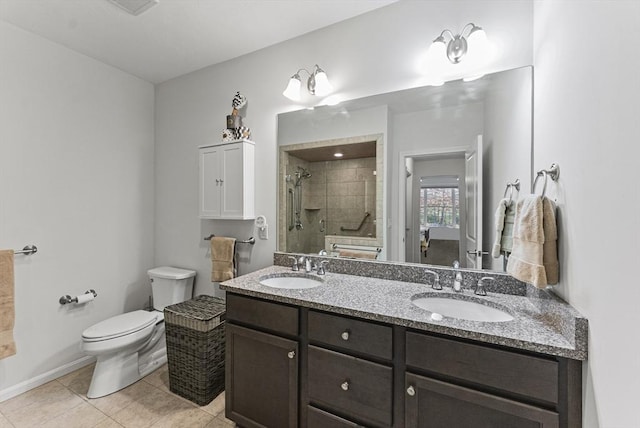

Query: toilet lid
[[82, 310, 159, 341]]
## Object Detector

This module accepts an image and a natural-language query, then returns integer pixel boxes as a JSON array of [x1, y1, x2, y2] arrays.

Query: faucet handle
[[475, 276, 496, 296], [288, 256, 299, 271], [317, 260, 329, 275], [452, 260, 460, 269], [424, 269, 442, 290]]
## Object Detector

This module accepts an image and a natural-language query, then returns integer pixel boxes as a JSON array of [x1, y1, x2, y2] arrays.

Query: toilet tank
[[147, 266, 196, 311]]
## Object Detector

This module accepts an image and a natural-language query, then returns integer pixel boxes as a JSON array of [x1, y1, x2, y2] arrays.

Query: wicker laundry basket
[[164, 295, 226, 405]]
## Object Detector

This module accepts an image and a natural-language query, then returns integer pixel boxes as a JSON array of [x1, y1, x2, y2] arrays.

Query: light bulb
[[467, 27, 489, 62], [467, 27, 488, 49], [282, 74, 302, 101], [427, 38, 447, 62], [312, 68, 333, 97]]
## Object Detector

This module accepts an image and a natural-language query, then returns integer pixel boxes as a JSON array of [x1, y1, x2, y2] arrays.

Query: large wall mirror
[[277, 66, 532, 273]]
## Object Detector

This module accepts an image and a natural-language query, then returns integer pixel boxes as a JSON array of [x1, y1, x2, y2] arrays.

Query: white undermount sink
[[259, 274, 323, 289], [412, 296, 514, 322]]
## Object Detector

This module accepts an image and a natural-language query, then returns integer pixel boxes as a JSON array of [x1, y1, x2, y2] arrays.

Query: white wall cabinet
[[199, 140, 255, 219]]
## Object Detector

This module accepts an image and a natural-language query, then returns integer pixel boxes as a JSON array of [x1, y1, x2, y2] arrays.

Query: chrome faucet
[[424, 269, 442, 290], [475, 276, 495, 296], [298, 256, 314, 273], [452, 260, 463, 292], [317, 260, 329, 275], [288, 256, 300, 271]]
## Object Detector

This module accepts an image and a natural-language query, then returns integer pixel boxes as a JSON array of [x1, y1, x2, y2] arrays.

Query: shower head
[[295, 167, 312, 181]]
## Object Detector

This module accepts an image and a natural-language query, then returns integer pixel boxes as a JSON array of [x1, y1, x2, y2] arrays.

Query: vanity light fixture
[[429, 23, 488, 64], [283, 64, 333, 101]]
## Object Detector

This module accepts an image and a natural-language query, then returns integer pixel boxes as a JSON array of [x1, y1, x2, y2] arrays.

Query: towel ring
[[533, 170, 548, 196], [503, 179, 520, 202], [533, 163, 560, 197]]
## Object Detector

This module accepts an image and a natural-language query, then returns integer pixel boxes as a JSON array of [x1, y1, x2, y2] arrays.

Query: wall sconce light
[[283, 64, 333, 101], [429, 23, 488, 64]]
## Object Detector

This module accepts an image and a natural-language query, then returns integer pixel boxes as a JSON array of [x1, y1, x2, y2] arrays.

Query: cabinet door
[[405, 373, 559, 428], [220, 144, 244, 218], [226, 323, 299, 428], [199, 146, 222, 218]]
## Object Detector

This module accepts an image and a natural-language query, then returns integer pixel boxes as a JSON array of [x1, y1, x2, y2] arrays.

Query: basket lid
[[164, 295, 226, 321]]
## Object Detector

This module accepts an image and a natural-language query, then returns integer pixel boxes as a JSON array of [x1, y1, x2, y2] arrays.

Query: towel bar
[[204, 235, 255, 245], [331, 243, 381, 253], [13, 245, 37, 256]]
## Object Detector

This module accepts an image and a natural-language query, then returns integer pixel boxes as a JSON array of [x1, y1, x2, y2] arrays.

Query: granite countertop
[[220, 265, 588, 360]]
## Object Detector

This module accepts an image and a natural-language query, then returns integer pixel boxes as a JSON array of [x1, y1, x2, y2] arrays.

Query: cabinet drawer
[[308, 406, 361, 428], [226, 293, 298, 336], [406, 332, 559, 404], [308, 310, 392, 360], [308, 346, 392, 428]]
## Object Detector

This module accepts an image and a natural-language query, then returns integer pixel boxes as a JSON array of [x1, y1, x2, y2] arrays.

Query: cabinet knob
[[407, 385, 416, 396], [341, 381, 349, 391], [341, 330, 350, 341], [287, 350, 296, 359], [215, 179, 220, 185], [219, 179, 224, 184]]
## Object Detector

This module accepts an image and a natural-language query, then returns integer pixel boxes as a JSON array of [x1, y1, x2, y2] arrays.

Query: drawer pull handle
[[407, 385, 416, 396], [341, 331, 350, 341], [287, 351, 296, 359], [341, 381, 349, 391]]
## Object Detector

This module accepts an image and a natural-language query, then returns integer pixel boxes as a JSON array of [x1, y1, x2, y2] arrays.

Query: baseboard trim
[[0, 356, 96, 403]]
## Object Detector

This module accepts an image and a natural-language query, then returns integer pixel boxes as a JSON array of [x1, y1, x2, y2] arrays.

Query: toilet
[[81, 266, 196, 398]]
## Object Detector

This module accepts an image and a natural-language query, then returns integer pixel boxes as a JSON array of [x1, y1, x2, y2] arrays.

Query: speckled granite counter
[[220, 264, 588, 361]]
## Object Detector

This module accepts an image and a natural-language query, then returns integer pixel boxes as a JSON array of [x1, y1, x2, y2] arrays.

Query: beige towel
[[542, 197, 559, 285], [0, 250, 16, 359], [210, 237, 236, 282], [506, 195, 559, 288], [339, 249, 377, 260]]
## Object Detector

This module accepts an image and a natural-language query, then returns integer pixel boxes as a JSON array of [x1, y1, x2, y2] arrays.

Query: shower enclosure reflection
[[280, 135, 383, 256], [287, 166, 312, 232]]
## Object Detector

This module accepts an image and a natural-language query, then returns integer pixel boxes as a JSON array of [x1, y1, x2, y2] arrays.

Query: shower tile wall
[[302, 163, 326, 253], [285, 156, 310, 254], [311, 157, 377, 243], [287, 156, 377, 255]]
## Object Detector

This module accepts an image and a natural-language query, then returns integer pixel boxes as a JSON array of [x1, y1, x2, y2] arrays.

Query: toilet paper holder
[[59, 289, 97, 305]]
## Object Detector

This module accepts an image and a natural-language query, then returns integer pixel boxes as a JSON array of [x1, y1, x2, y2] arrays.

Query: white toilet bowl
[[81, 266, 195, 398], [82, 310, 167, 398]]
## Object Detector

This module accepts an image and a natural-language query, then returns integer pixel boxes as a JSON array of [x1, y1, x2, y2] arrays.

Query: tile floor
[[0, 363, 235, 428]]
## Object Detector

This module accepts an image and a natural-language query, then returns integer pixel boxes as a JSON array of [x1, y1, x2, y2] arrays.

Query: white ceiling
[[0, 0, 396, 83]]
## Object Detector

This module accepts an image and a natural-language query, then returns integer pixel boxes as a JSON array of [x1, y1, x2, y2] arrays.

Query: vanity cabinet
[[404, 331, 574, 428], [225, 293, 582, 428], [199, 140, 254, 219], [225, 294, 299, 428], [307, 310, 394, 428], [404, 374, 559, 428]]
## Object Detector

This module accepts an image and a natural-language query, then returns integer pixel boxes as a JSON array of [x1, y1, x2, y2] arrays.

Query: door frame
[[397, 145, 468, 263]]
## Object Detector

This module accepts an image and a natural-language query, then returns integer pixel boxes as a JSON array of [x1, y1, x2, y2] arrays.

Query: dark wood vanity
[[225, 293, 582, 428]]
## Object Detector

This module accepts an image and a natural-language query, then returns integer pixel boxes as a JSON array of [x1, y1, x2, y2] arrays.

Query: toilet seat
[[83, 310, 160, 342]]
